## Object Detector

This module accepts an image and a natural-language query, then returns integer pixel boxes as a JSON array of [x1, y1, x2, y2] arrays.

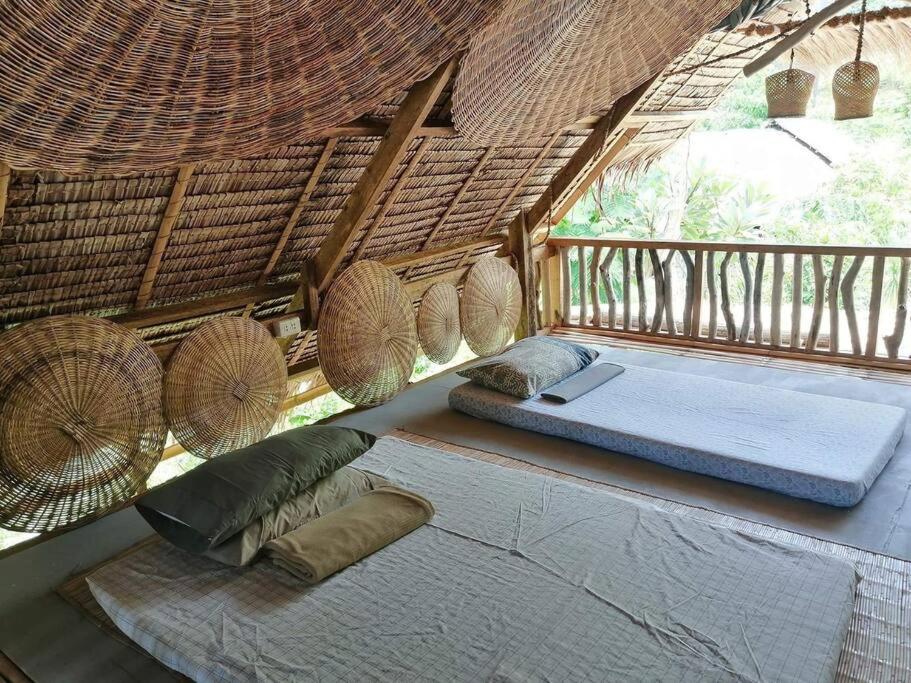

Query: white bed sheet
[[88, 437, 858, 682]]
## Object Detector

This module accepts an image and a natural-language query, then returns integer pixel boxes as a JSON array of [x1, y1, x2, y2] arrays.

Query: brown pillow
[[204, 467, 389, 566]]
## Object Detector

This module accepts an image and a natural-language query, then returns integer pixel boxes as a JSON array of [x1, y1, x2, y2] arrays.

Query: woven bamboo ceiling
[[0, 15, 759, 373]]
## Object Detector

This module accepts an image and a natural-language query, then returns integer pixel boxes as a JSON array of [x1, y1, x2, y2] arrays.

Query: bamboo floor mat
[[58, 430, 910, 682]]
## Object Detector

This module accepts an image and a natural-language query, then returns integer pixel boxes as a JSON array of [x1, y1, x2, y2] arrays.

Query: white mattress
[[449, 362, 906, 506], [88, 437, 858, 682]]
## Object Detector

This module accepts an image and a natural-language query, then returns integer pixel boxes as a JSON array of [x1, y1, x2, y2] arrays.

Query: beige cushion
[[204, 466, 388, 566]]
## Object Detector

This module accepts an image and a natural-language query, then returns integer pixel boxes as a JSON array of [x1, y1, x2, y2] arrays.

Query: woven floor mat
[[58, 430, 909, 682], [389, 430, 911, 683]]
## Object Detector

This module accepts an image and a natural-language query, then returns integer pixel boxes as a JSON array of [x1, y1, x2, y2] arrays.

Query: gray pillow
[[136, 425, 376, 553], [458, 337, 599, 398], [204, 466, 389, 566]]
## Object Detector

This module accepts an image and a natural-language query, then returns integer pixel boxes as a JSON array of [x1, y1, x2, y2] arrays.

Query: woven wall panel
[[460, 258, 521, 356], [164, 317, 288, 459], [0, 1, 498, 173], [318, 261, 417, 407], [0, 316, 165, 533], [453, 0, 739, 146]]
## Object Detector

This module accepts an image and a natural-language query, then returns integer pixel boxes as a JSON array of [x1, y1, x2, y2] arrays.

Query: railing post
[[691, 251, 703, 339], [806, 255, 826, 351], [884, 257, 909, 359], [577, 246, 587, 326], [790, 253, 803, 349], [738, 252, 752, 343], [770, 253, 784, 347], [866, 256, 885, 357], [621, 248, 631, 330], [706, 251, 717, 341], [753, 253, 765, 345], [560, 247, 571, 325], [590, 246, 603, 327], [827, 255, 843, 354], [841, 255, 864, 355], [601, 247, 619, 329]]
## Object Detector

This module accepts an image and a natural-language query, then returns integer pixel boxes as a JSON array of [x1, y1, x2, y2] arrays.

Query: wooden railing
[[541, 237, 911, 370]]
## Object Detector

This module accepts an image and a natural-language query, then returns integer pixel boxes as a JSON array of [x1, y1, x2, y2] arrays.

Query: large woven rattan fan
[[164, 318, 288, 459], [452, 0, 739, 146], [0, 1, 499, 174], [417, 283, 462, 364], [460, 259, 522, 357], [319, 261, 418, 407], [0, 316, 165, 533]]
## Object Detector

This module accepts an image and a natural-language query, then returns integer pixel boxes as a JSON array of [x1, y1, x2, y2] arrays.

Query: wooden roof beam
[[258, 138, 338, 287], [111, 235, 501, 331], [507, 76, 658, 239], [403, 146, 497, 280], [135, 163, 195, 309], [479, 132, 561, 238], [291, 58, 457, 308], [349, 135, 435, 263]]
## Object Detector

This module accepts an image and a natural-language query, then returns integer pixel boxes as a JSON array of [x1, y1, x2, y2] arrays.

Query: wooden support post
[[770, 253, 784, 347], [884, 257, 910, 359], [136, 163, 195, 308], [790, 253, 803, 349], [262, 139, 337, 287], [590, 245, 603, 327], [509, 211, 537, 339], [691, 251, 703, 339], [866, 255, 886, 357], [827, 255, 843, 354], [841, 255, 864, 355], [304, 58, 455, 299]]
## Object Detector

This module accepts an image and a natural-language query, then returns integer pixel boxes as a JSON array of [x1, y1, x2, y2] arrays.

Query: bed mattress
[[88, 437, 857, 683], [449, 362, 906, 506]]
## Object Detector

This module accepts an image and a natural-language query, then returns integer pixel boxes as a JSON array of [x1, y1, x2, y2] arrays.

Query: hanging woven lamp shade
[[460, 259, 522, 357], [0, 317, 165, 533], [452, 0, 739, 146], [0, 1, 499, 174], [417, 283, 462, 364], [318, 261, 418, 407], [164, 318, 288, 459], [766, 69, 815, 118], [833, 61, 879, 120]]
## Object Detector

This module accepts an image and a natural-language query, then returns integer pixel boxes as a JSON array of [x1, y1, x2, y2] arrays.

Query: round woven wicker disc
[[318, 261, 418, 407], [0, 1, 499, 173], [452, 0, 739, 146], [460, 259, 522, 357], [417, 283, 462, 364], [164, 317, 288, 459], [0, 316, 165, 533]]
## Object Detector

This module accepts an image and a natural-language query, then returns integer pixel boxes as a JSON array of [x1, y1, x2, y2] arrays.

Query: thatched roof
[[0, 23, 759, 373]]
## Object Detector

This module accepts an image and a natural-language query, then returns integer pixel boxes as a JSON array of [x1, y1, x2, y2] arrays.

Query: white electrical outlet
[[274, 316, 302, 338]]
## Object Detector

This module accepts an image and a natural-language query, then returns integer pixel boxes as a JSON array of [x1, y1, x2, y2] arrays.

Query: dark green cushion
[[135, 426, 376, 553], [458, 337, 599, 399]]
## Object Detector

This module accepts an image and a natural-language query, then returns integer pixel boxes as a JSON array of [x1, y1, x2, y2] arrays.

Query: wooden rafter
[[350, 135, 435, 263], [403, 145, 496, 280], [111, 235, 504, 331], [548, 126, 642, 226], [135, 163, 195, 309], [509, 77, 657, 240], [0, 161, 10, 228], [297, 58, 456, 304], [259, 138, 337, 287], [480, 132, 561, 237]]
